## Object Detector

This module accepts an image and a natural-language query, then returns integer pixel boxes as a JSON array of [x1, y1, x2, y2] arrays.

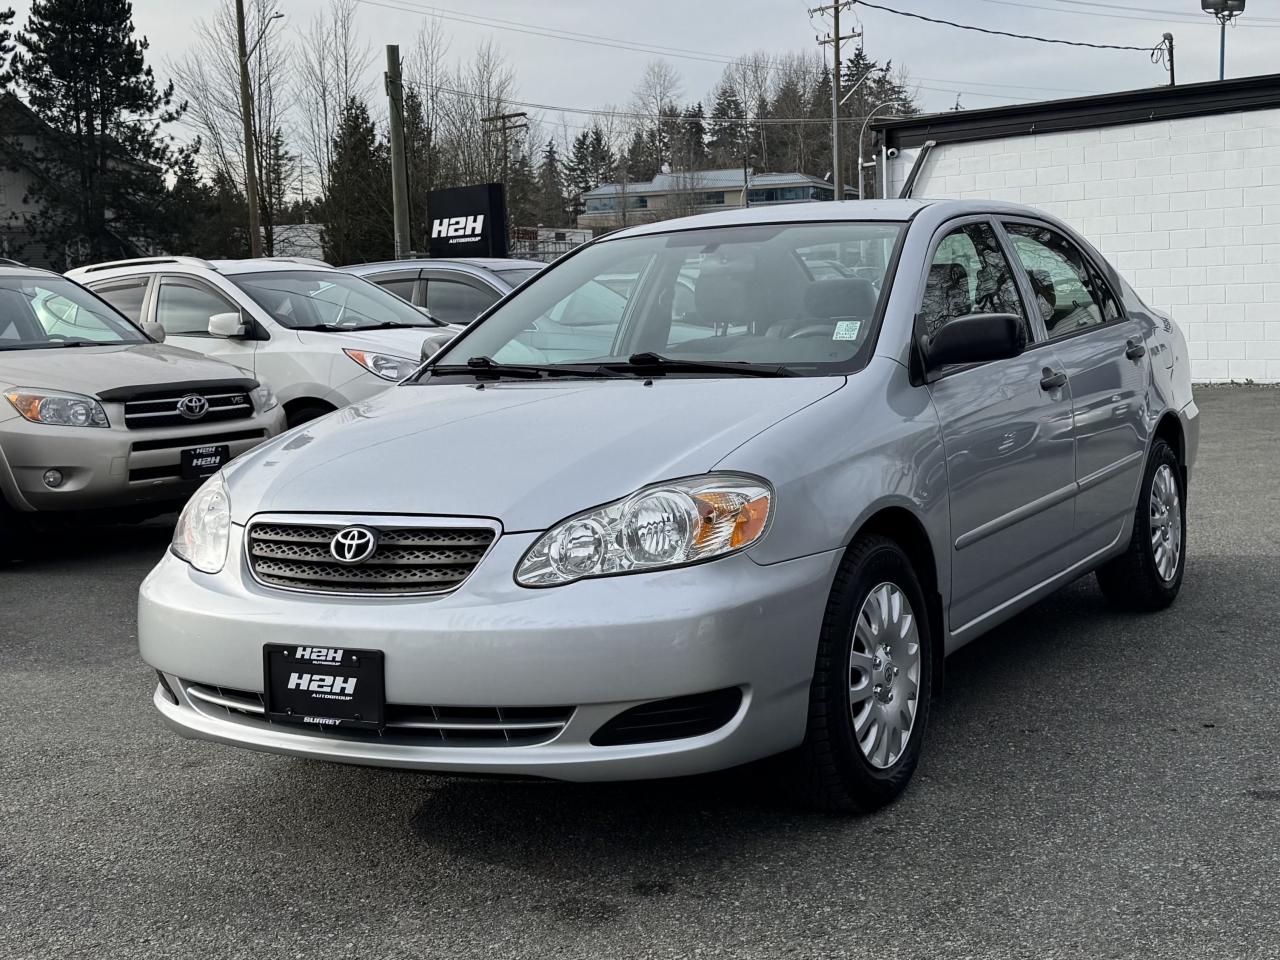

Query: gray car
[[139, 199, 1197, 812], [346, 257, 544, 325]]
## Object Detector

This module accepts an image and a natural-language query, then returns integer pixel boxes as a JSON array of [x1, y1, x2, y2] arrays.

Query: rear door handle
[[1040, 368, 1068, 391], [1125, 339, 1146, 361]]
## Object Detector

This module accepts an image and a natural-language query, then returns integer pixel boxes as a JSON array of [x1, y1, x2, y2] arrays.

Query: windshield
[[0, 276, 148, 350], [431, 222, 903, 375], [227, 270, 442, 331]]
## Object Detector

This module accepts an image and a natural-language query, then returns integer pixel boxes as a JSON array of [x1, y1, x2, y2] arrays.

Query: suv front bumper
[[139, 530, 841, 781]]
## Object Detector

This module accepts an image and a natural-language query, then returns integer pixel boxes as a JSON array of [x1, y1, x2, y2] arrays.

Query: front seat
[[769, 277, 878, 338]]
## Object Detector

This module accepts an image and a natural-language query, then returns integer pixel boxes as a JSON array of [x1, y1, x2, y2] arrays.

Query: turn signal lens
[[516, 475, 772, 587]]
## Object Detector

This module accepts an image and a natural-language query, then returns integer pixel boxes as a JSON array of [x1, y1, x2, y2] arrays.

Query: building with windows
[[577, 169, 856, 231]]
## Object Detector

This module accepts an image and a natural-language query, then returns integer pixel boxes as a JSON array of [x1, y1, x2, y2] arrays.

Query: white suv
[[67, 257, 460, 426]]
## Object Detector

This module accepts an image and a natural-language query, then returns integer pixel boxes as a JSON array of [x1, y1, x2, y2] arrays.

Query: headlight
[[343, 348, 418, 381], [516, 475, 772, 587], [171, 473, 231, 574], [250, 384, 278, 412], [4, 388, 109, 427]]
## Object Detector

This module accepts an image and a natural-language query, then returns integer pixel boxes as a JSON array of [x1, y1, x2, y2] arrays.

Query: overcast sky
[[11, 0, 1280, 125]]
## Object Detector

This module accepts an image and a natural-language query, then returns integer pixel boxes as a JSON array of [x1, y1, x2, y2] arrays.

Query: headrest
[[693, 259, 753, 328], [802, 277, 878, 319]]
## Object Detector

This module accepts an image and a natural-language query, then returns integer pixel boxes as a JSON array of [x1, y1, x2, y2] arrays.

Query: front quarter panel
[[718, 356, 948, 593]]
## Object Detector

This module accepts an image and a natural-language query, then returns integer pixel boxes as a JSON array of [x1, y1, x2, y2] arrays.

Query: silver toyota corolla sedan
[[139, 199, 1197, 812]]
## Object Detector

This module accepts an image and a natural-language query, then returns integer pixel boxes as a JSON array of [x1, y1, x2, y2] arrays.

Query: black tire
[[795, 535, 934, 814], [1095, 438, 1186, 611], [285, 402, 333, 429]]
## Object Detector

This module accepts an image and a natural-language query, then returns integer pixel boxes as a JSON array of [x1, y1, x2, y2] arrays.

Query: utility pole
[[234, 0, 262, 257], [481, 111, 528, 237], [385, 45, 411, 260], [813, 2, 860, 200]]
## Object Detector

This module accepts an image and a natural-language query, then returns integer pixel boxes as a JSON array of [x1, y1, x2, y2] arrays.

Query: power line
[[850, 0, 1160, 51], [980, 0, 1280, 27]]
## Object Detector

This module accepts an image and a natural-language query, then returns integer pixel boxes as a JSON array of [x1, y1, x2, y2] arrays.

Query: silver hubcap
[[849, 582, 922, 769], [1149, 463, 1182, 582]]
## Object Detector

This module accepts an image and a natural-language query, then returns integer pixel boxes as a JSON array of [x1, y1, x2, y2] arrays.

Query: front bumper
[[139, 529, 841, 781], [0, 407, 286, 512]]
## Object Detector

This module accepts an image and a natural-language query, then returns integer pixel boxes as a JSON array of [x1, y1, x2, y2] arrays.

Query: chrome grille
[[246, 520, 496, 595], [183, 682, 572, 746], [124, 389, 253, 429]]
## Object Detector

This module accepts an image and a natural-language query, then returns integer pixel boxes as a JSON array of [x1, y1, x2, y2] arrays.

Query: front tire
[[796, 535, 933, 814], [1095, 438, 1186, 611]]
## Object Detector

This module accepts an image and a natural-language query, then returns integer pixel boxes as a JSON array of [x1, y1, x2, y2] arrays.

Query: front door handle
[[1040, 368, 1068, 391], [1125, 338, 1147, 361]]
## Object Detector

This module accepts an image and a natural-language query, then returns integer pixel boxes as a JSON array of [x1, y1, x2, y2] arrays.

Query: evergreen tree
[[587, 125, 616, 185], [259, 126, 295, 256], [671, 102, 708, 170], [166, 149, 247, 258], [622, 128, 660, 182], [707, 82, 748, 168], [403, 87, 439, 250], [563, 130, 593, 220], [505, 150, 538, 229], [8, 0, 186, 267], [534, 140, 566, 227], [0, 7, 14, 89], [319, 96, 391, 265]]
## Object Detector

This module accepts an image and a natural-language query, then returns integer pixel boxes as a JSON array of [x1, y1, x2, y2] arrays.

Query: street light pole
[[235, 4, 283, 258], [859, 100, 907, 202], [1202, 0, 1246, 81]]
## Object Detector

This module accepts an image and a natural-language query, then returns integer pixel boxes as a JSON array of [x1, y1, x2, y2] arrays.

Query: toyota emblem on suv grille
[[176, 394, 210, 420], [330, 526, 379, 565]]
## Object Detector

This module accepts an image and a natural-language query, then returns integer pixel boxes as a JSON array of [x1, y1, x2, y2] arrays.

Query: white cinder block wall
[[887, 109, 1280, 382]]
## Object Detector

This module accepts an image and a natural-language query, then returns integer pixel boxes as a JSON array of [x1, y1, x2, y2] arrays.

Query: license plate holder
[[263, 644, 385, 731], [181, 444, 229, 479]]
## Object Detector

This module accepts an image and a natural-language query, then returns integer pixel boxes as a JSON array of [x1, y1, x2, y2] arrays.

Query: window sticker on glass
[[833, 320, 862, 341]]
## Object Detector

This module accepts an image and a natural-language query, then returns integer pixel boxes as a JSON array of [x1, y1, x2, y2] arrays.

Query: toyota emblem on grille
[[330, 526, 379, 565], [176, 394, 209, 420]]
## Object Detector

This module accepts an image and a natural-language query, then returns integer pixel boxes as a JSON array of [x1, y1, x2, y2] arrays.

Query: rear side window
[[1003, 223, 1121, 338], [92, 277, 149, 322], [426, 279, 498, 324], [155, 280, 237, 337], [920, 222, 1028, 343], [376, 277, 417, 303]]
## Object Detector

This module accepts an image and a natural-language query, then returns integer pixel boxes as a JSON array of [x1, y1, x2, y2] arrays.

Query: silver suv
[[139, 200, 1197, 812], [0, 264, 284, 548]]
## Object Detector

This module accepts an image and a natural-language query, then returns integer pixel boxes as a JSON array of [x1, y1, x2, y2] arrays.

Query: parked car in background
[[139, 200, 1196, 813], [347, 257, 544, 325], [66, 257, 458, 427], [0, 263, 284, 550]]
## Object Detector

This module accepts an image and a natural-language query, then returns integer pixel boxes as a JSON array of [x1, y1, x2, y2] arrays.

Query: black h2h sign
[[425, 183, 509, 258]]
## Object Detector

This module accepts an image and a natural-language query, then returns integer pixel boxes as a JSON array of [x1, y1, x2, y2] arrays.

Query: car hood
[[293, 326, 461, 358], [224, 376, 844, 529], [0, 342, 253, 396]]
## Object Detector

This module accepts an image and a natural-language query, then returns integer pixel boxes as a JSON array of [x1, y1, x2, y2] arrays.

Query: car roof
[[347, 257, 545, 274], [0, 264, 62, 281], [66, 256, 334, 280]]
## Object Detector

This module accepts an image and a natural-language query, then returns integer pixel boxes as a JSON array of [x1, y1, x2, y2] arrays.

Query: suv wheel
[[796, 535, 933, 813], [1095, 438, 1186, 611]]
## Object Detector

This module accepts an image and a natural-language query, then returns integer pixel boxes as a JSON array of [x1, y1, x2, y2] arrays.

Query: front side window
[[431, 221, 904, 375], [1003, 223, 1121, 338], [920, 222, 1028, 343], [0, 277, 147, 349], [91, 277, 149, 322], [375, 277, 418, 303], [426, 279, 498, 325], [155, 281, 238, 337], [227, 270, 441, 331]]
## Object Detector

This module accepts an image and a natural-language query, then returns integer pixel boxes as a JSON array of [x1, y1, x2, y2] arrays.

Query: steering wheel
[[787, 323, 838, 339]]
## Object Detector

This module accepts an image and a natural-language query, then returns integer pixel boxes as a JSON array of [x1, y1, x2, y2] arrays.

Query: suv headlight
[[4, 388, 109, 427], [171, 473, 231, 574], [343, 348, 418, 381], [516, 475, 772, 587], [250, 384, 278, 412]]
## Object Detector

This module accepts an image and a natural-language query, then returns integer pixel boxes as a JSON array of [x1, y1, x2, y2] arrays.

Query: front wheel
[[795, 535, 933, 814], [1095, 438, 1186, 611]]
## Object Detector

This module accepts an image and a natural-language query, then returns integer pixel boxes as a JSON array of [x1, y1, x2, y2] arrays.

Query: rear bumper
[[0, 408, 285, 512], [139, 533, 842, 781]]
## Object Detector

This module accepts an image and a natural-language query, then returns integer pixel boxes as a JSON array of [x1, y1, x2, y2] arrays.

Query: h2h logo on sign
[[430, 215, 485, 241]]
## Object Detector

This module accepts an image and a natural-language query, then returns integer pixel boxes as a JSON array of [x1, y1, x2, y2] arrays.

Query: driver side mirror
[[208, 311, 248, 339], [922, 313, 1024, 376], [420, 337, 444, 362], [141, 321, 166, 343]]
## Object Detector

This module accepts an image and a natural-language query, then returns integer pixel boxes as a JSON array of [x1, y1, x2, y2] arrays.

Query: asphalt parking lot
[[2, 385, 1278, 960]]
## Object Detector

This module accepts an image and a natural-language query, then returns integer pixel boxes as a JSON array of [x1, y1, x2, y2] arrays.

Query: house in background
[[577, 168, 857, 231]]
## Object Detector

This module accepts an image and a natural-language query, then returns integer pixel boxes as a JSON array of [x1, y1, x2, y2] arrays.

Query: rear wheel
[[1096, 438, 1185, 611], [795, 535, 933, 814]]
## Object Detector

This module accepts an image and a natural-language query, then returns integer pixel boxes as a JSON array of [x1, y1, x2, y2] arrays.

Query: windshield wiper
[[1, 340, 97, 350], [606, 352, 799, 378], [427, 356, 621, 380], [290, 320, 429, 331]]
